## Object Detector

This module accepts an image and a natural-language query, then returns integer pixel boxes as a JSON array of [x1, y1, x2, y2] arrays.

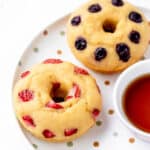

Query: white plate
[[12, 7, 150, 150]]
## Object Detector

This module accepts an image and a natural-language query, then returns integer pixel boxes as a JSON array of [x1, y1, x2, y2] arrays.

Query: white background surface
[[0, 0, 150, 149]]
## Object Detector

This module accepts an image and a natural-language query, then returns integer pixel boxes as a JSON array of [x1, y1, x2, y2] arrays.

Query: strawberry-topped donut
[[13, 58, 102, 142]]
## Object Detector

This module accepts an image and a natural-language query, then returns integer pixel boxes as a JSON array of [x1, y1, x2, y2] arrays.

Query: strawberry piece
[[21, 71, 30, 78], [18, 89, 34, 102], [52, 82, 60, 91], [92, 109, 100, 117], [46, 101, 63, 109], [42, 129, 55, 138], [74, 66, 89, 75], [64, 128, 78, 136], [43, 58, 63, 64], [66, 95, 73, 100], [22, 115, 36, 127], [73, 83, 81, 98]]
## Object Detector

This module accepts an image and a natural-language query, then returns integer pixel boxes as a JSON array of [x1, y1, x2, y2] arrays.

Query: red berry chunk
[[74, 66, 89, 75], [22, 115, 36, 127], [46, 101, 63, 109], [64, 128, 78, 136], [92, 109, 100, 117], [21, 71, 30, 78], [52, 82, 60, 91], [18, 89, 34, 102], [73, 83, 81, 98], [66, 95, 73, 100], [43, 58, 63, 64], [66, 83, 81, 99], [42, 129, 55, 138]]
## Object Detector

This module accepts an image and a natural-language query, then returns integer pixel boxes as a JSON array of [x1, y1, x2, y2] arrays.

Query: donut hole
[[51, 85, 68, 103], [103, 19, 117, 33]]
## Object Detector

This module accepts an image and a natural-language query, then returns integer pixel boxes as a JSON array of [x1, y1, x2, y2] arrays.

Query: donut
[[67, 0, 150, 73], [13, 58, 102, 142]]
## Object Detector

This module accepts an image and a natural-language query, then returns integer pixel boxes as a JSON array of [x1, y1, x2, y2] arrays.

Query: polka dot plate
[[12, 6, 150, 150]]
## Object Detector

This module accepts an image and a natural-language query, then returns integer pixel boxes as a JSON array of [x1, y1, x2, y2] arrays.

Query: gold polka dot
[[141, 56, 145, 60], [57, 49, 62, 55], [108, 109, 114, 115], [149, 40, 150, 44], [93, 141, 100, 147], [60, 31, 65, 36], [96, 120, 102, 126], [104, 80, 110, 85], [43, 30, 48, 36], [129, 137, 135, 143], [148, 22, 150, 26], [113, 132, 118, 137]]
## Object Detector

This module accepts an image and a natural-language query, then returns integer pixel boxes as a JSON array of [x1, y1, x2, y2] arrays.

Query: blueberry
[[94, 47, 107, 61], [112, 0, 124, 6], [129, 11, 143, 23], [88, 4, 102, 13], [129, 30, 140, 44], [71, 16, 81, 26], [75, 37, 87, 50], [116, 43, 130, 62], [53, 97, 64, 103]]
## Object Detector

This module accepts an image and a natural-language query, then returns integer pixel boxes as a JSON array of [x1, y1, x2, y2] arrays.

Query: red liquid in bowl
[[123, 74, 150, 133]]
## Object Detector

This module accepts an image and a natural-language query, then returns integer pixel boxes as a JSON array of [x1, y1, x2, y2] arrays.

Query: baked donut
[[13, 58, 102, 142], [67, 0, 150, 73]]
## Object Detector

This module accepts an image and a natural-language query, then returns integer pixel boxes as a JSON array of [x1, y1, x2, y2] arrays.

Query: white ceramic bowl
[[114, 60, 150, 142]]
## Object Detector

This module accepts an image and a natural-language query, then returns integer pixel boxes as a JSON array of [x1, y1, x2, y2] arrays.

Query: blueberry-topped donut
[[13, 58, 102, 142], [67, 0, 150, 73]]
